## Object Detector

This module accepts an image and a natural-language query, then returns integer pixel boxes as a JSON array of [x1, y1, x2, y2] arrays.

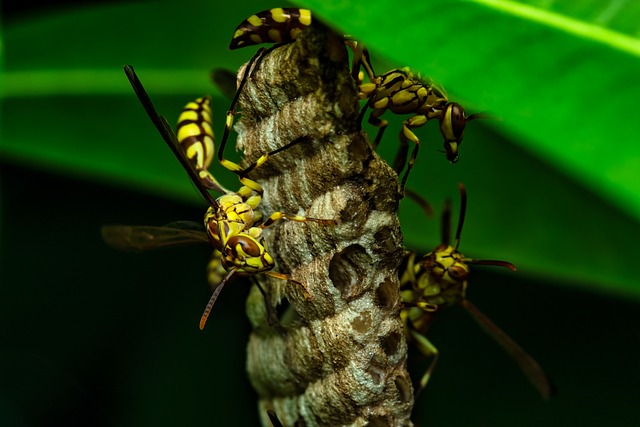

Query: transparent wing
[[462, 299, 556, 400], [211, 68, 237, 100], [101, 222, 209, 252]]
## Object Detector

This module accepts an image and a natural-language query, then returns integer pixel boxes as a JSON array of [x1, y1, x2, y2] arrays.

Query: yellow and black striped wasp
[[355, 52, 484, 193], [400, 184, 555, 399], [228, 8, 484, 194], [102, 63, 332, 330], [229, 8, 312, 50]]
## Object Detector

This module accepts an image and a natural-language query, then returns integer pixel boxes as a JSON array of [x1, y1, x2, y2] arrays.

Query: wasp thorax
[[217, 194, 252, 222], [227, 202, 255, 225]]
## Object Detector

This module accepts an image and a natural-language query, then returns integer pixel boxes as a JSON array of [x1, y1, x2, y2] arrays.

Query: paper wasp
[[400, 183, 554, 399], [228, 8, 483, 194], [102, 63, 332, 330]]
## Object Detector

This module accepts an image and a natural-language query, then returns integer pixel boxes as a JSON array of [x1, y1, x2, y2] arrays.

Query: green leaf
[[292, 0, 640, 297], [1, 0, 255, 202], [1, 0, 639, 302], [299, 0, 640, 218]]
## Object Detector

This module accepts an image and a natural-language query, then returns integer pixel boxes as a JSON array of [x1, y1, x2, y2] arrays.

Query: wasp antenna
[[453, 183, 467, 250], [462, 299, 556, 400], [199, 268, 238, 330], [211, 68, 237, 100], [404, 188, 434, 218], [468, 259, 517, 272], [467, 111, 497, 122], [266, 409, 284, 427], [440, 197, 453, 246]]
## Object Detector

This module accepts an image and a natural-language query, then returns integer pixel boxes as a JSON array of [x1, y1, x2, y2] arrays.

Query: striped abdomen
[[229, 8, 312, 50]]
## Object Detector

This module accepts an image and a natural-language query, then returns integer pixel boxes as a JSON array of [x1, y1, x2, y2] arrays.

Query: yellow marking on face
[[247, 14, 263, 26], [249, 34, 263, 44], [442, 108, 456, 140], [233, 29, 244, 39], [268, 29, 282, 43], [270, 8, 287, 22], [299, 9, 312, 26]]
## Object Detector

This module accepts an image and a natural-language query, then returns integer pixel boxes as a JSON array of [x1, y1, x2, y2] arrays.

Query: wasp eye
[[449, 103, 466, 139], [448, 265, 468, 281], [228, 235, 262, 257]]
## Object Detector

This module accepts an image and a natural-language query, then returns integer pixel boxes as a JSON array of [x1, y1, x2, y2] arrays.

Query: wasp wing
[[101, 221, 209, 252], [462, 299, 556, 400], [211, 68, 237, 100]]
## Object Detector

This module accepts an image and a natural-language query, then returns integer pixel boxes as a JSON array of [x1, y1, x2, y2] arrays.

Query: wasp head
[[439, 102, 484, 163]]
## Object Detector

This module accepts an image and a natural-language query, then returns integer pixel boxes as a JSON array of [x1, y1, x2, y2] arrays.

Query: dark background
[[2, 164, 639, 426]]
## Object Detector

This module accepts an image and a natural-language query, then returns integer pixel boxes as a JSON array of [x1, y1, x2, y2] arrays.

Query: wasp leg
[[365, 105, 390, 151], [233, 136, 311, 189], [358, 45, 376, 83], [217, 48, 269, 174], [253, 279, 287, 336], [397, 114, 428, 193], [264, 271, 311, 300], [409, 327, 439, 396], [218, 46, 293, 179], [260, 211, 335, 229], [266, 409, 284, 427], [237, 175, 265, 195], [219, 106, 271, 178], [206, 249, 226, 289], [346, 39, 376, 83]]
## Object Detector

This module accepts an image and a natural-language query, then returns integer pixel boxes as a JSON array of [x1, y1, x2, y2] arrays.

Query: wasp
[[401, 183, 554, 399], [229, 8, 312, 50], [220, 9, 316, 181], [353, 47, 485, 193], [228, 9, 483, 194], [102, 64, 333, 330]]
